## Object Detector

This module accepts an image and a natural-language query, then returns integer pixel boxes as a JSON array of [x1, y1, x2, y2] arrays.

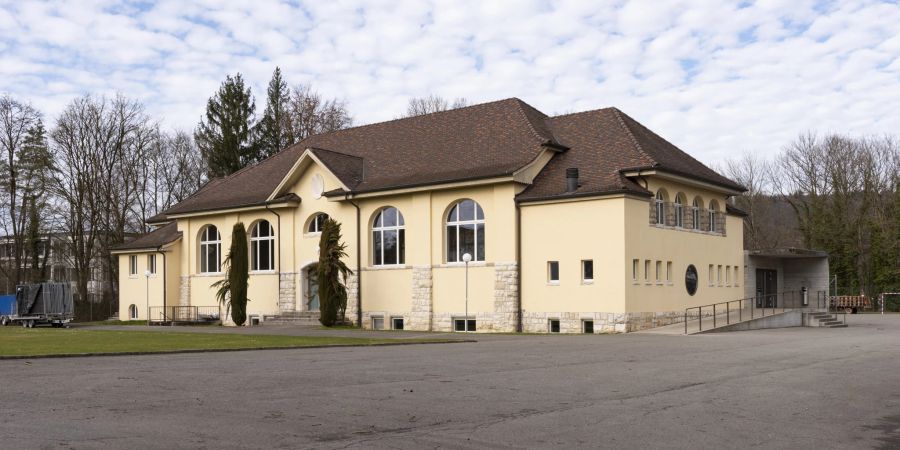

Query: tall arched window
[[709, 200, 719, 233], [372, 207, 405, 265], [654, 190, 666, 225], [129, 304, 138, 320], [447, 199, 485, 262], [307, 213, 329, 233], [199, 225, 221, 273], [674, 194, 685, 228], [250, 220, 275, 271], [692, 197, 702, 230]]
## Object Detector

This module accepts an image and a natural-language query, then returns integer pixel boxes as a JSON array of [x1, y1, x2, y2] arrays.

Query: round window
[[685, 264, 698, 296]]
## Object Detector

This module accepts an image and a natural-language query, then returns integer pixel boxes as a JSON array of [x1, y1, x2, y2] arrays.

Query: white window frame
[[453, 317, 476, 332], [548, 319, 561, 333], [371, 316, 385, 330], [654, 191, 665, 225], [307, 213, 329, 234], [446, 200, 485, 263], [129, 304, 138, 320], [548, 261, 560, 285], [129, 255, 137, 276], [632, 259, 639, 282], [372, 207, 405, 266], [147, 254, 156, 275], [692, 198, 702, 230], [391, 317, 404, 330], [674, 194, 684, 228], [199, 225, 222, 274], [250, 220, 276, 272], [709, 202, 719, 233], [582, 319, 594, 334], [582, 259, 594, 284]]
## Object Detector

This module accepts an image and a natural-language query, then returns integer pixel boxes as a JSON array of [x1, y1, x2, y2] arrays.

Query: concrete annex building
[[114, 98, 755, 333]]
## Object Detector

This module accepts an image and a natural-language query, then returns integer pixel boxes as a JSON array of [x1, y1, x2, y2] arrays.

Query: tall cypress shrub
[[317, 218, 352, 326], [213, 222, 250, 325]]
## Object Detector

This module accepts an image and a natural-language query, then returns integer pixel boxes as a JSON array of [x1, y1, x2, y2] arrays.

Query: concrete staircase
[[261, 311, 321, 326], [806, 311, 848, 328]]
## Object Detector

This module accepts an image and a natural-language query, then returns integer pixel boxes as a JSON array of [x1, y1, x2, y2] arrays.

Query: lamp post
[[463, 252, 471, 332], [144, 269, 151, 321]]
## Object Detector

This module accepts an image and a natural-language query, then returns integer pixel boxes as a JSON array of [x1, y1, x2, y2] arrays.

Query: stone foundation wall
[[179, 276, 190, 306], [344, 273, 359, 325], [522, 311, 684, 333], [410, 266, 433, 331], [278, 272, 296, 312], [492, 262, 518, 332]]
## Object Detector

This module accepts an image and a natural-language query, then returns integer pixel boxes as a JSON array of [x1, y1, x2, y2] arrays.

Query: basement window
[[454, 318, 476, 332], [549, 319, 561, 333], [391, 317, 404, 330], [372, 316, 384, 330], [582, 320, 594, 334]]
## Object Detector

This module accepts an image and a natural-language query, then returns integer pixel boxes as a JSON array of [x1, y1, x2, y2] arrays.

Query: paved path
[[1, 314, 898, 449]]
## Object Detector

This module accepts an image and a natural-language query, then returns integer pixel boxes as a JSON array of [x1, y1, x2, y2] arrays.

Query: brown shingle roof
[[516, 108, 745, 202], [155, 98, 743, 216], [111, 222, 181, 251]]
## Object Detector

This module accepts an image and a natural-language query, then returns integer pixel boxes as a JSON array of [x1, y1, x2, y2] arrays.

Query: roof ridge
[[296, 97, 523, 143], [512, 98, 553, 145], [549, 106, 616, 119], [610, 107, 655, 166], [309, 146, 364, 161]]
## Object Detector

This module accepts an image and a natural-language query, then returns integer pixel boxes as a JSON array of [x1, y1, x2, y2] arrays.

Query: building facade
[[113, 98, 747, 332]]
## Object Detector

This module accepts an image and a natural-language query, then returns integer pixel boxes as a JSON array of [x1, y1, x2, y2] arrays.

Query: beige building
[[112, 98, 749, 333]]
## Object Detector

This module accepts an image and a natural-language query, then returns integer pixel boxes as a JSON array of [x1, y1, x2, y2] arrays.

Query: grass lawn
[[0, 327, 454, 358]]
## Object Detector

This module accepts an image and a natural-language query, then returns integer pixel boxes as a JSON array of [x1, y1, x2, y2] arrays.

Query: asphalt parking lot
[[2, 315, 898, 449]]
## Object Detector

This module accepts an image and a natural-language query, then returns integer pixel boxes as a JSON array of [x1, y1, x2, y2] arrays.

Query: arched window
[[709, 200, 719, 233], [129, 304, 138, 320], [446, 199, 485, 262], [307, 213, 329, 233], [654, 190, 666, 225], [674, 194, 685, 228], [372, 207, 405, 265], [250, 220, 275, 271], [199, 225, 221, 273], [692, 197, 702, 230]]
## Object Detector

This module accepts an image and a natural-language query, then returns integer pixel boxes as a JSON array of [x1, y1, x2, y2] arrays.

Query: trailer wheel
[[22, 319, 28, 328], [28, 319, 35, 328], [0, 316, 8, 326]]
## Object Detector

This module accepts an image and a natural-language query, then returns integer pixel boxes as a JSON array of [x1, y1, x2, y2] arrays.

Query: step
[[827, 323, 848, 328], [820, 320, 842, 326]]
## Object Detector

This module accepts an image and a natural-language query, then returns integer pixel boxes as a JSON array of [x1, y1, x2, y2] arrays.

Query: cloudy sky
[[1, 0, 899, 163]]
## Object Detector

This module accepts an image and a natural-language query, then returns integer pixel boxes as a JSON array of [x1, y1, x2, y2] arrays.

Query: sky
[[1, 0, 899, 164]]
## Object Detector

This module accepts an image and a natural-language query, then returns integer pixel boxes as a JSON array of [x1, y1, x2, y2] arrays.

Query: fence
[[685, 290, 825, 334], [148, 306, 221, 324]]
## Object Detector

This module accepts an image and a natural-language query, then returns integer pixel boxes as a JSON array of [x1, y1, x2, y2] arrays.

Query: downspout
[[156, 246, 166, 318], [346, 194, 362, 327], [515, 202, 523, 333]]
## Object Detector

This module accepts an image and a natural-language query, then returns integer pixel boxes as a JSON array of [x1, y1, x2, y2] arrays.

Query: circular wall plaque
[[685, 265, 698, 296], [311, 174, 324, 199]]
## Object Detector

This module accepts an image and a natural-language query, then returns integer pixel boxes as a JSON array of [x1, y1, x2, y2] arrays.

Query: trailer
[[0, 283, 74, 328], [830, 295, 871, 314]]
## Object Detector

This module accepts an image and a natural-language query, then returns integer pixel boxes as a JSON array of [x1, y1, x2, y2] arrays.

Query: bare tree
[[0, 94, 47, 287], [402, 95, 468, 117], [285, 84, 353, 142], [50, 94, 151, 305]]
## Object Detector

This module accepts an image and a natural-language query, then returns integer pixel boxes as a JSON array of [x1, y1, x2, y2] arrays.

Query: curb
[[0, 339, 477, 360]]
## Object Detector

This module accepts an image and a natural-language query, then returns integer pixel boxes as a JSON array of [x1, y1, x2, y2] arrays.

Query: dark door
[[756, 269, 777, 308]]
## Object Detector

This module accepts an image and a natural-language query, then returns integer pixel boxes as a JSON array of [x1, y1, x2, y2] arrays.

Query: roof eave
[[621, 166, 746, 195]]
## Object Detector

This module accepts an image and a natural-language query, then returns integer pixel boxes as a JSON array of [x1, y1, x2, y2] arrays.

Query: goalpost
[[878, 293, 900, 315]]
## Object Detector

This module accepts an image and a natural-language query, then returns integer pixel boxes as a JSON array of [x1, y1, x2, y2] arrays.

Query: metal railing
[[149, 306, 221, 324], [684, 290, 826, 334]]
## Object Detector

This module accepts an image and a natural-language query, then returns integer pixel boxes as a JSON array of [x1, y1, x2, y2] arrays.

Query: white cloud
[[0, 0, 899, 165]]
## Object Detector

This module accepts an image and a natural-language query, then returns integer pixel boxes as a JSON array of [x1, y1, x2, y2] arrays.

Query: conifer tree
[[214, 223, 250, 326], [195, 74, 256, 178], [254, 67, 292, 159], [317, 218, 352, 326]]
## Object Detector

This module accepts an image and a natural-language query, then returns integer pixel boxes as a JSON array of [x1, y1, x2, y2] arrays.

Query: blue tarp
[[0, 294, 15, 316]]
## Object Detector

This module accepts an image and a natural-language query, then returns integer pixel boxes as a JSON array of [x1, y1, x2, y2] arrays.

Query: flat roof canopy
[[747, 248, 828, 259]]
